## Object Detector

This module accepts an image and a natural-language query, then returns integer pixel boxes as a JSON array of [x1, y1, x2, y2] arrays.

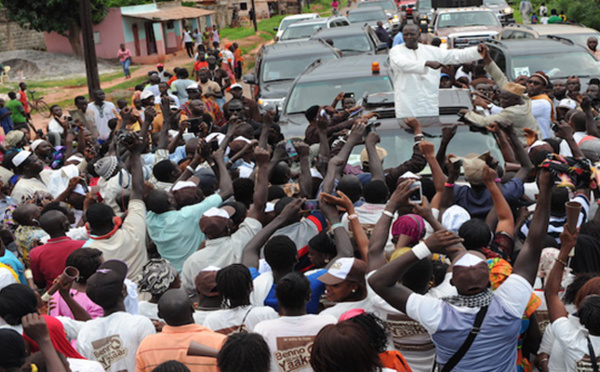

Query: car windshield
[[511, 52, 600, 79], [281, 23, 325, 40], [286, 75, 393, 113], [280, 17, 315, 30], [483, 0, 506, 5], [323, 34, 372, 52], [418, 0, 432, 10], [349, 126, 503, 171], [437, 11, 500, 28], [261, 53, 338, 82], [349, 9, 387, 22], [358, 1, 395, 11], [557, 32, 600, 46]]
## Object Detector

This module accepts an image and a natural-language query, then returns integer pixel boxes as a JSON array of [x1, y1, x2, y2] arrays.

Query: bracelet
[[348, 214, 359, 221], [412, 242, 432, 260], [24, 269, 33, 280], [330, 222, 343, 232], [382, 210, 394, 218], [495, 178, 502, 183], [444, 182, 455, 188], [537, 358, 549, 365], [186, 165, 195, 173], [554, 257, 568, 266]]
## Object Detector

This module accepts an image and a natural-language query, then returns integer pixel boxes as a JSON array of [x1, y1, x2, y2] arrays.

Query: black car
[[349, 90, 504, 172], [242, 40, 340, 111], [309, 24, 388, 56], [348, 7, 394, 35], [279, 54, 393, 137], [486, 38, 600, 87], [357, 0, 402, 30]]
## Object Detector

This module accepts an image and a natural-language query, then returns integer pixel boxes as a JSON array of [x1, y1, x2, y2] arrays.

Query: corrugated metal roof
[[124, 6, 214, 21]]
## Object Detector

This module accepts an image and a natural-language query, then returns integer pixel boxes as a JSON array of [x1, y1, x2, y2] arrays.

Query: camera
[[117, 131, 137, 146]]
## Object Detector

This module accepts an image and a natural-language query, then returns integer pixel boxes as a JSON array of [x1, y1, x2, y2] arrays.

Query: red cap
[[156, 63, 164, 68]]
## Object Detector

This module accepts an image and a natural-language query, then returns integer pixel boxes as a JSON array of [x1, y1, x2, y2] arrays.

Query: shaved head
[[158, 289, 194, 326], [39, 210, 69, 237]]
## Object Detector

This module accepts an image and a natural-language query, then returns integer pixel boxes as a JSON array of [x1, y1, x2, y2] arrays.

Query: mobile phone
[[188, 117, 201, 135], [408, 181, 423, 205], [551, 122, 559, 132], [285, 140, 297, 157], [365, 121, 381, 135], [303, 199, 319, 211]]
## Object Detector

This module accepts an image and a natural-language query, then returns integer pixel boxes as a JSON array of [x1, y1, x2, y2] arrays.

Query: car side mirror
[[428, 25, 434, 33], [377, 42, 388, 51], [273, 27, 278, 31], [243, 74, 256, 85]]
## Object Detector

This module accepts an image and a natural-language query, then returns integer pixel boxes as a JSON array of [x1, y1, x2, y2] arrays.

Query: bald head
[[39, 210, 69, 237], [157, 289, 195, 326]]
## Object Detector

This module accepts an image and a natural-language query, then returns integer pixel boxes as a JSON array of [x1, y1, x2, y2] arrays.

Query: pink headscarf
[[391, 214, 426, 246]]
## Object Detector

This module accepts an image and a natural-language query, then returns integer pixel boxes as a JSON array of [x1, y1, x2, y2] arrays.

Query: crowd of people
[[0, 18, 600, 372]]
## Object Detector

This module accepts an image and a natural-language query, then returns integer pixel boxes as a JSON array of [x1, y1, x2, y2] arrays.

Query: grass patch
[[511, 4, 523, 23]]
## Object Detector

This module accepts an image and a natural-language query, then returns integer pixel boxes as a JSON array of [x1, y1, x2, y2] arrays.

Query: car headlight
[[258, 98, 285, 110], [393, 14, 398, 19], [503, 6, 513, 14]]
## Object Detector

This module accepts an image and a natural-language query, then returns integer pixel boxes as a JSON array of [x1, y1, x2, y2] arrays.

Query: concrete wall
[[44, 8, 125, 59], [0, 12, 46, 52]]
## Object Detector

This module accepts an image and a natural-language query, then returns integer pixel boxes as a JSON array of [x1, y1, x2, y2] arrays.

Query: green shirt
[[547, 15, 563, 24], [6, 100, 25, 124]]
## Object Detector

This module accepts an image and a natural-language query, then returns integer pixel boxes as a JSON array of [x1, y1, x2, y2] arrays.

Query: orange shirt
[[233, 49, 244, 63], [135, 323, 225, 372], [167, 76, 178, 87], [194, 60, 209, 72]]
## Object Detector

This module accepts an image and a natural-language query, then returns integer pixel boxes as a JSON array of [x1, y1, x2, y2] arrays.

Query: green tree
[[551, 0, 600, 30], [2, 0, 108, 56]]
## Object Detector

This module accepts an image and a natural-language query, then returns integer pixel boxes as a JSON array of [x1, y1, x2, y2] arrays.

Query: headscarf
[[23, 315, 85, 359], [441, 205, 470, 234], [539, 153, 599, 190], [391, 214, 426, 245], [138, 259, 178, 296]]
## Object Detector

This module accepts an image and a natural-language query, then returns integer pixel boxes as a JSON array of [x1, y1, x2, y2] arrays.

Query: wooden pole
[[250, 0, 258, 32], [80, 0, 101, 100]]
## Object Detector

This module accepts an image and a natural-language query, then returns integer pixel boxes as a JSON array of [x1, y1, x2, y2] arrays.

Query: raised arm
[[365, 132, 385, 182], [246, 147, 270, 220], [22, 314, 69, 372], [482, 165, 514, 235], [367, 180, 415, 272], [512, 169, 552, 285], [257, 113, 273, 149], [487, 122, 516, 164], [121, 133, 144, 200], [499, 122, 533, 183], [546, 226, 577, 322], [242, 198, 303, 269], [369, 230, 464, 313], [582, 96, 600, 138], [295, 141, 313, 198], [436, 124, 457, 168], [319, 192, 354, 266], [554, 120, 585, 159], [214, 148, 233, 200]]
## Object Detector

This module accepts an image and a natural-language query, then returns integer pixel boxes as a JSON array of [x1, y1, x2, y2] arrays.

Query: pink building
[[44, 2, 215, 63]]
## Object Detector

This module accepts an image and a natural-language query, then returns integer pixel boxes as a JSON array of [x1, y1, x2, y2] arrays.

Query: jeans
[[121, 58, 131, 77]]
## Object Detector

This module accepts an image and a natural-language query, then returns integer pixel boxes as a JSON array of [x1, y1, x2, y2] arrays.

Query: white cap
[[186, 83, 200, 90], [230, 83, 243, 90], [454, 253, 485, 267], [172, 180, 198, 191], [12, 150, 32, 168], [140, 90, 155, 100], [202, 207, 230, 219], [558, 98, 577, 110], [400, 171, 421, 179], [30, 139, 44, 151], [232, 136, 251, 144]]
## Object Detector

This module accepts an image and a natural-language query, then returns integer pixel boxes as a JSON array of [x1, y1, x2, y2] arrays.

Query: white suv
[[278, 16, 350, 43], [274, 14, 321, 42]]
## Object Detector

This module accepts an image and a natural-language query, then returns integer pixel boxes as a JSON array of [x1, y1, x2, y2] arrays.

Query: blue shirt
[[454, 179, 524, 220], [146, 193, 222, 271], [392, 33, 404, 47], [249, 267, 327, 314], [0, 107, 13, 132], [0, 249, 26, 284], [169, 145, 187, 164]]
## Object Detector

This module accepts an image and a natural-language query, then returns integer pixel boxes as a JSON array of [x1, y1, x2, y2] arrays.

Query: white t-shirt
[[552, 316, 600, 372], [75, 312, 155, 372], [87, 101, 117, 140], [254, 314, 337, 372], [203, 305, 278, 334], [48, 117, 65, 134]]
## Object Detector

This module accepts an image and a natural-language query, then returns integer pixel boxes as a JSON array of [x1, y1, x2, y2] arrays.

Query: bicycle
[[28, 90, 51, 118]]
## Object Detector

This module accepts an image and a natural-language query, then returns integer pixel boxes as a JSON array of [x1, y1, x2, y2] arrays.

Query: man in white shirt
[[75, 260, 155, 372], [369, 168, 554, 371], [87, 89, 118, 141], [390, 24, 483, 119]]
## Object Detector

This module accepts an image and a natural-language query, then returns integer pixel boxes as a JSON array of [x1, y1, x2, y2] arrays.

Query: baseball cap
[[156, 63, 164, 68], [230, 83, 243, 90], [86, 260, 128, 308], [199, 207, 234, 237], [186, 83, 200, 91], [195, 266, 220, 298], [460, 153, 488, 185], [558, 98, 577, 110], [140, 90, 154, 100], [360, 146, 387, 165], [318, 257, 366, 285]]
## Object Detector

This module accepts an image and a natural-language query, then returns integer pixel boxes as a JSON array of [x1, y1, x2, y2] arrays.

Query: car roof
[[261, 40, 337, 58], [281, 13, 320, 21], [295, 54, 390, 83], [487, 38, 587, 55], [311, 23, 370, 37], [502, 23, 598, 35], [286, 18, 328, 28], [437, 7, 494, 13]]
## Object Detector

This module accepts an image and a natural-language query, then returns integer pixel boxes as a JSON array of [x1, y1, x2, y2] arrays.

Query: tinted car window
[[323, 34, 373, 53], [286, 76, 393, 114], [437, 11, 500, 28], [557, 32, 600, 46], [281, 24, 324, 40], [261, 53, 338, 82], [511, 52, 600, 78], [418, 0, 432, 11]]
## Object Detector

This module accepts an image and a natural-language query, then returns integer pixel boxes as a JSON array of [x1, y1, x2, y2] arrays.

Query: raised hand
[[320, 190, 354, 211], [418, 139, 435, 157], [424, 230, 464, 254], [482, 165, 498, 185]]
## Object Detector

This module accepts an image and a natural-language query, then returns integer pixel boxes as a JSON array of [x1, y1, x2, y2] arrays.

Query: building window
[[93, 31, 100, 45], [240, 2, 248, 10], [166, 21, 174, 29]]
